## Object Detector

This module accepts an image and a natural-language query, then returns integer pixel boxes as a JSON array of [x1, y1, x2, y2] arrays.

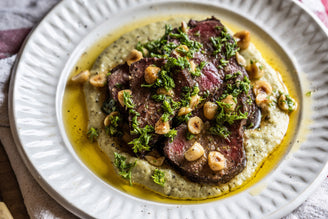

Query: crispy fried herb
[[114, 152, 136, 185], [102, 98, 117, 114], [152, 169, 165, 186], [87, 127, 98, 142]]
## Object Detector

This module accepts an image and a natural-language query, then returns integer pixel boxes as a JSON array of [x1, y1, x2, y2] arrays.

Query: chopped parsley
[[221, 58, 229, 65], [209, 125, 230, 139], [122, 91, 154, 154], [221, 75, 250, 99], [152, 169, 165, 186], [169, 28, 203, 56], [215, 101, 248, 125], [87, 127, 98, 142], [164, 129, 177, 142], [152, 92, 180, 122], [186, 131, 195, 140], [224, 71, 242, 80], [142, 57, 189, 91], [129, 125, 154, 153], [174, 112, 192, 126], [250, 59, 264, 70], [160, 97, 180, 121], [305, 91, 312, 97], [123, 91, 135, 109], [114, 152, 136, 185], [210, 26, 239, 61], [278, 91, 296, 112], [105, 114, 122, 137], [136, 24, 174, 58], [191, 61, 207, 77], [180, 85, 200, 107], [209, 74, 250, 138]]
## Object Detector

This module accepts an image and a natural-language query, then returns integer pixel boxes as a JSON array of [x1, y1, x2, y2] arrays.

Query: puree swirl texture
[[82, 17, 293, 199]]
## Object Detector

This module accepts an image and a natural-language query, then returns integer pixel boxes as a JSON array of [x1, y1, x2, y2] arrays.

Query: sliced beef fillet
[[162, 17, 260, 183], [167, 17, 235, 94], [107, 63, 130, 101], [129, 57, 196, 129], [129, 58, 167, 130], [186, 17, 260, 127], [163, 123, 245, 184]]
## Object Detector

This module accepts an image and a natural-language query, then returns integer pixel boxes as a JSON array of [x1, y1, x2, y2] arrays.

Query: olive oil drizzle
[[63, 15, 299, 204]]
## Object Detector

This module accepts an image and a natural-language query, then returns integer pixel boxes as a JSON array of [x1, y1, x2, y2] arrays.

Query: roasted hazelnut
[[184, 142, 205, 161], [233, 30, 251, 50], [155, 119, 170, 135], [71, 70, 90, 83], [126, 49, 143, 66], [89, 73, 107, 87], [188, 116, 204, 135], [117, 89, 132, 107], [144, 66, 160, 84], [208, 151, 227, 171], [203, 101, 218, 120]]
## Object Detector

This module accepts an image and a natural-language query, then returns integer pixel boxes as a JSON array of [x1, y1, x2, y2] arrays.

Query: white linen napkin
[[0, 0, 327, 218]]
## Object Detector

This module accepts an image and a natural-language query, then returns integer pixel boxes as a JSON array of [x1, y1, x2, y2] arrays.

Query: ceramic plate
[[9, 0, 328, 218]]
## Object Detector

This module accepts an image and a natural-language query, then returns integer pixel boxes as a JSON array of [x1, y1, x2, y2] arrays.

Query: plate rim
[[8, 0, 328, 218]]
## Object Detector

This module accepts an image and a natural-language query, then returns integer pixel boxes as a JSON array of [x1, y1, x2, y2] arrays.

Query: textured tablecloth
[[0, 0, 327, 218]]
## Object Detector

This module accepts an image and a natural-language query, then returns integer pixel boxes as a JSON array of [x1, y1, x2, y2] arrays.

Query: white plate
[[9, 0, 328, 218]]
